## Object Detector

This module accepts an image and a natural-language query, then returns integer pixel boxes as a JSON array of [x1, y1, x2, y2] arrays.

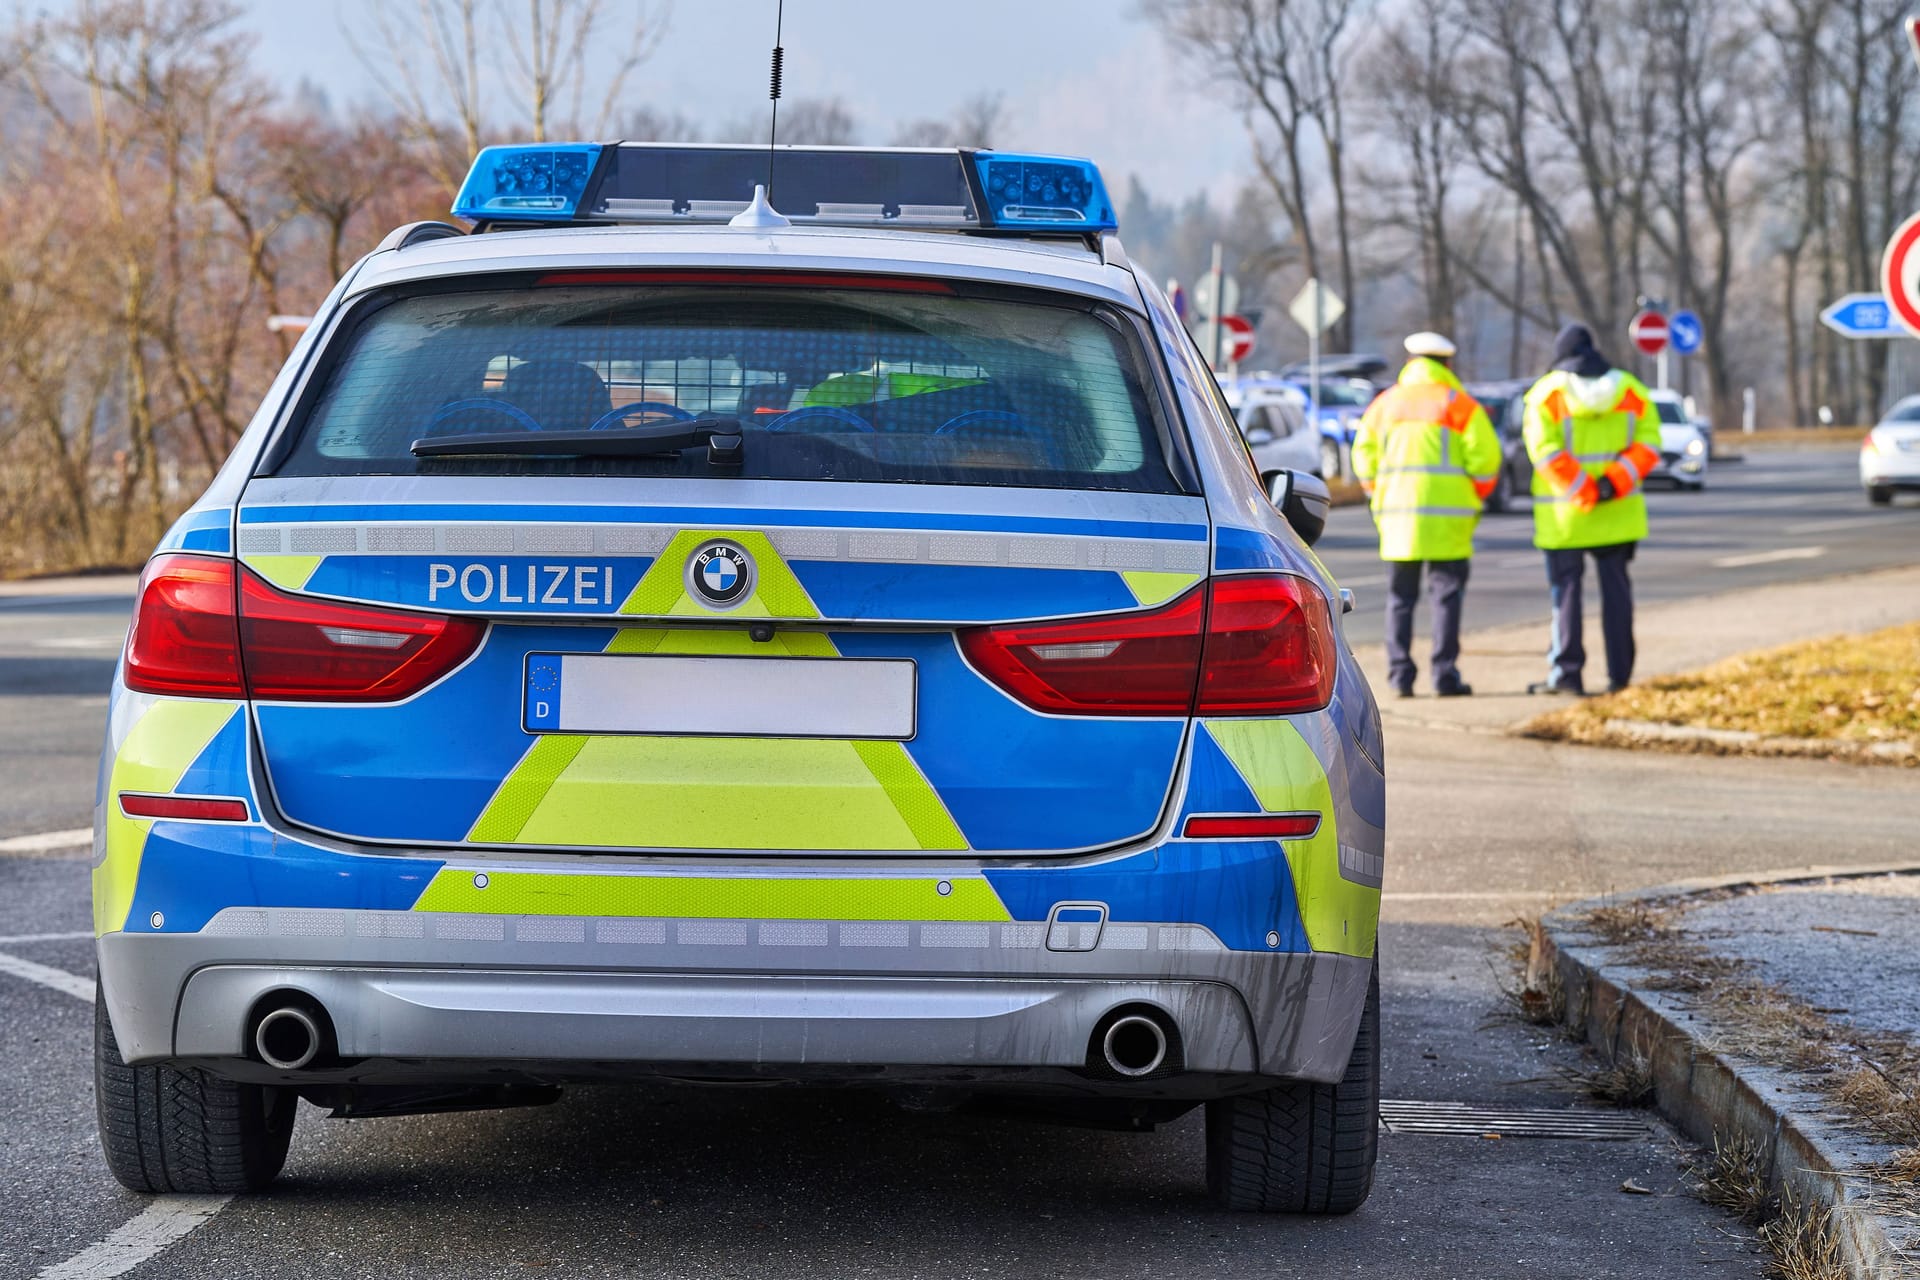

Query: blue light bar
[[971, 151, 1116, 232], [449, 143, 1118, 235], [452, 144, 602, 221]]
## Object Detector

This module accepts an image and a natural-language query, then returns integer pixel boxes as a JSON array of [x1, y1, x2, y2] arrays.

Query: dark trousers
[[1385, 559, 1470, 693], [1544, 544, 1636, 691]]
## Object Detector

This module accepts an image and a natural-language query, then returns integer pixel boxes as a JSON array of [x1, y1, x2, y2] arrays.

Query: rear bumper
[[97, 908, 1373, 1091]]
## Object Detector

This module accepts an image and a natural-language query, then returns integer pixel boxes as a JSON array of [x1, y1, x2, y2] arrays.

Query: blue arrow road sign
[[1669, 310, 1703, 354], [1819, 292, 1907, 339]]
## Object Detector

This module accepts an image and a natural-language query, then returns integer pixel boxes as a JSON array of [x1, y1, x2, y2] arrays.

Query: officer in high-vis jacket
[[1521, 324, 1664, 696], [1350, 332, 1502, 698]]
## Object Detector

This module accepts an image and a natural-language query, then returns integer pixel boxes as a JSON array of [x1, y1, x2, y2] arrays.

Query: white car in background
[[1863, 396, 1920, 505], [1648, 390, 1708, 490], [1222, 382, 1327, 478]]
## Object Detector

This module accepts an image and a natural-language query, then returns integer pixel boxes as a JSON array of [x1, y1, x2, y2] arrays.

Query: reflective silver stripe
[[1573, 451, 1620, 463], [1374, 465, 1467, 476], [1375, 506, 1481, 518], [1439, 424, 1453, 468]]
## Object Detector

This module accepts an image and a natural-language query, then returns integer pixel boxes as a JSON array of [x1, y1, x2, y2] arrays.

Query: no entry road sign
[[1221, 314, 1255, 364], [1628, 309, 1669, 356]]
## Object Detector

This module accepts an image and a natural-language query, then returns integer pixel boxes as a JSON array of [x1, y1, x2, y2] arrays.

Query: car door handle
[[1339, 588, 1355, 614]]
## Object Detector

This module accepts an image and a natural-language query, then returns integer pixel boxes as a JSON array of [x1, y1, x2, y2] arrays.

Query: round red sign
[[1628, 310, 1669, 356], [1221, 313, 1256, 363], [1880, 211, 1920, 338]]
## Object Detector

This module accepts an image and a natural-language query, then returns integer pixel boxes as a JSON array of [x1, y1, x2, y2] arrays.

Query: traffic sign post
[[1629, 308, 1670, 388], [1288, 280, 1345, 445], [1819, 292, 1908, 340], [1880, 212, 1920, 338]]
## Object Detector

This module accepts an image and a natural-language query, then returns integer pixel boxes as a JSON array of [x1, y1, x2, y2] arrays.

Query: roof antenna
[[766, 0, 785, 195], [730, 0, 792, 229]]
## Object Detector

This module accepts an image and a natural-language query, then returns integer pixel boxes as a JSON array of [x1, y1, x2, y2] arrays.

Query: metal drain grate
[[1379, 1099, 1652, 1140]]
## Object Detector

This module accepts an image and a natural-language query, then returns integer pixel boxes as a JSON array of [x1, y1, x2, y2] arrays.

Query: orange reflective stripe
[[1622, 441, 1661, 477], [1540, 451, 1585, 493], [1472, 475, 1498, 499], [1605, 461, 1638, 496], [1541, 389, 1569, 423], [1442, 392, 1480, 433], [1614, 389, 1646, 418], [1570, 474, 1600, 512]]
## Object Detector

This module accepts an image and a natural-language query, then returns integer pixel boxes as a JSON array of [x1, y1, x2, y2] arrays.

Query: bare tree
[[1147, 0, 1366, 348]]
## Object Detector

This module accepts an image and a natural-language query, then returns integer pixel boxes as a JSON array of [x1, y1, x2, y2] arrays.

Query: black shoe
[[1393, 684, 1415, 699], [1527, 679, 1586, 697], [1435, 682, 1473, 698], [1606, 681, 1628, 694]]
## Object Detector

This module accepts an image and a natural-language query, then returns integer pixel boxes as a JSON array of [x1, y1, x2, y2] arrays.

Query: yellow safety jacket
[[1350, 358, 1502, 562], [1521, 370, 1663, 550]]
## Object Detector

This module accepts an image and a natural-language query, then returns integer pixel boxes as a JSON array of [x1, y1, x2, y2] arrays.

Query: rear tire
[[1320, 438, 1343, 481], [1869, 485, 1893, 506], [95, 989, 296, 1193], [1205, 961, 1379, 1214]]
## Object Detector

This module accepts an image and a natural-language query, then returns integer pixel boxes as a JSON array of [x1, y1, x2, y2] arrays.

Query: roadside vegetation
[[1521, 623, 1920, 766]]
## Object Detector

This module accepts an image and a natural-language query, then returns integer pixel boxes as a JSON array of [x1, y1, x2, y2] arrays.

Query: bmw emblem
[[687, 540, 754, 609]]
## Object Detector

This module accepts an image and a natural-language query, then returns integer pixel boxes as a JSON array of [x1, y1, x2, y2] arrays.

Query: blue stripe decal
[[239, 503, 1207, 542], [126, 822, 441, 934], [156, 508, 232, 554], [255, 625, 619, 843], [792, 562, 1139, 624], [1214, 525, 1291, 571], [173, 710, 254, 812], [1176, 724, 1262, 823], [985, 840, 1309, 953], [829, 631, 1185, 851]]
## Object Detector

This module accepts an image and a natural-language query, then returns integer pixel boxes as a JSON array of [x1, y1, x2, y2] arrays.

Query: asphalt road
[[1320, 444, 1919, 648], [6, 453, 1903, 1278]]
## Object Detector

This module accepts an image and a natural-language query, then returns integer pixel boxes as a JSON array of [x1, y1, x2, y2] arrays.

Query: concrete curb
[[1539, 862, 1920, 1279]]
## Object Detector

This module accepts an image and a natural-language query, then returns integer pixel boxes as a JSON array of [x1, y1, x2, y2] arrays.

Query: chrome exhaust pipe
[[1101, 1014, 1169, 1078], [254, 1005, 323, 1070]]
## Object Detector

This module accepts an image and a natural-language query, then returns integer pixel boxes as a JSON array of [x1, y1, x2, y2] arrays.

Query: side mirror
[[1262, 468, 1331, 546]]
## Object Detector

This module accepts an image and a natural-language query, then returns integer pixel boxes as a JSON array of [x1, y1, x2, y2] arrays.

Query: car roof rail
[[376, 221, 468, 253]]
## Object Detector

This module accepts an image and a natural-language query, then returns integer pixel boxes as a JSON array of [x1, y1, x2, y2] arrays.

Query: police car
[[94, 143, 1386, 1213]]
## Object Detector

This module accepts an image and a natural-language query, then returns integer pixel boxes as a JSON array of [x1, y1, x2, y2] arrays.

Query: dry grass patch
[[1758, 1192, 1848, 1280], [1690, 1131, 1773, 1222], [1493, 917, 1566, 1028], [1733, 426, 1876, 451], [1557, 1041, 1655, 1106], [1520, 622, 1920, 765]]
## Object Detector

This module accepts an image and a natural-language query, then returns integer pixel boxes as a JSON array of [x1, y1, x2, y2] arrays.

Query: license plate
[[523, 653, 916, 739]]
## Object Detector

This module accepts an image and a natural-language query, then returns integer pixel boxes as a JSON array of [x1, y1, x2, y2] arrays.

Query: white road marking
[[1711, 545, 1826, 569], [1383, 890, 1582, 901], [0, 828, 92, 854], [0, 930, 93, 944], [33, 1197, 231, 1280], [0, 950, 94, 1001], [1785, 516, 1886, 534]]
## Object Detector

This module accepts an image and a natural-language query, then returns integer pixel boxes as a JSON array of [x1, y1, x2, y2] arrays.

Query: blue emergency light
[[449, 143, 1117, 234]]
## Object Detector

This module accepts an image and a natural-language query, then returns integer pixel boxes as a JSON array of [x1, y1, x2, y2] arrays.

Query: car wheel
[[1320, 438, 1343, 481], [1204, 959, 1378, 1214], [1869, 485, 1893, 506], [95, 988, 296, 1193]]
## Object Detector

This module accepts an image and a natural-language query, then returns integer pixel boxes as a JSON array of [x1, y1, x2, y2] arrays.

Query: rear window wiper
[[411, 416, 743, 467]]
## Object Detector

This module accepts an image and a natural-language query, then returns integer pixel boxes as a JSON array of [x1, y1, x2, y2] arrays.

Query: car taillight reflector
[[957, 574, 1336, 717], [121, 553, 483, 702], [124, 555, 246, 697], [119, 793, 249, 821], [1182, 813, 1321, 839], [239, 570, 484, 701]]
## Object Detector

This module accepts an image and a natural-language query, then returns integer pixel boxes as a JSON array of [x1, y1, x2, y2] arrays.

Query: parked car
[[91, 142, 1386, 1214], [1222, 382, 1326, 477], [1862, 395, 1920, 505], [1276, 353, 1391, 390], [1464, 379, 1533, 513], [1649, 390, 1709, 489]]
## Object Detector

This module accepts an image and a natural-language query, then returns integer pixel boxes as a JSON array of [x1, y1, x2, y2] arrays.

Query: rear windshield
[[274, 282, 1182, 493], [1654, 399, 1686, 425]]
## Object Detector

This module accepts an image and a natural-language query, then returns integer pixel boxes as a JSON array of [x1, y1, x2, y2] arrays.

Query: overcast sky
[[232, 0, 1244, 202]]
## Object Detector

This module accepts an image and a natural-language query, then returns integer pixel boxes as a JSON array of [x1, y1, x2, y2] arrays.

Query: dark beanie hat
[[1552, 323, 1612, 378]]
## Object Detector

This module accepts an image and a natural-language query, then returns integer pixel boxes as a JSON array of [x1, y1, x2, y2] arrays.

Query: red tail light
[[119, 793, 250, 821], [124, 555, 246, 697], [123, 553, 484, 702], [1182, 813, 1322, 839], [958, 574, 1335, 717]]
